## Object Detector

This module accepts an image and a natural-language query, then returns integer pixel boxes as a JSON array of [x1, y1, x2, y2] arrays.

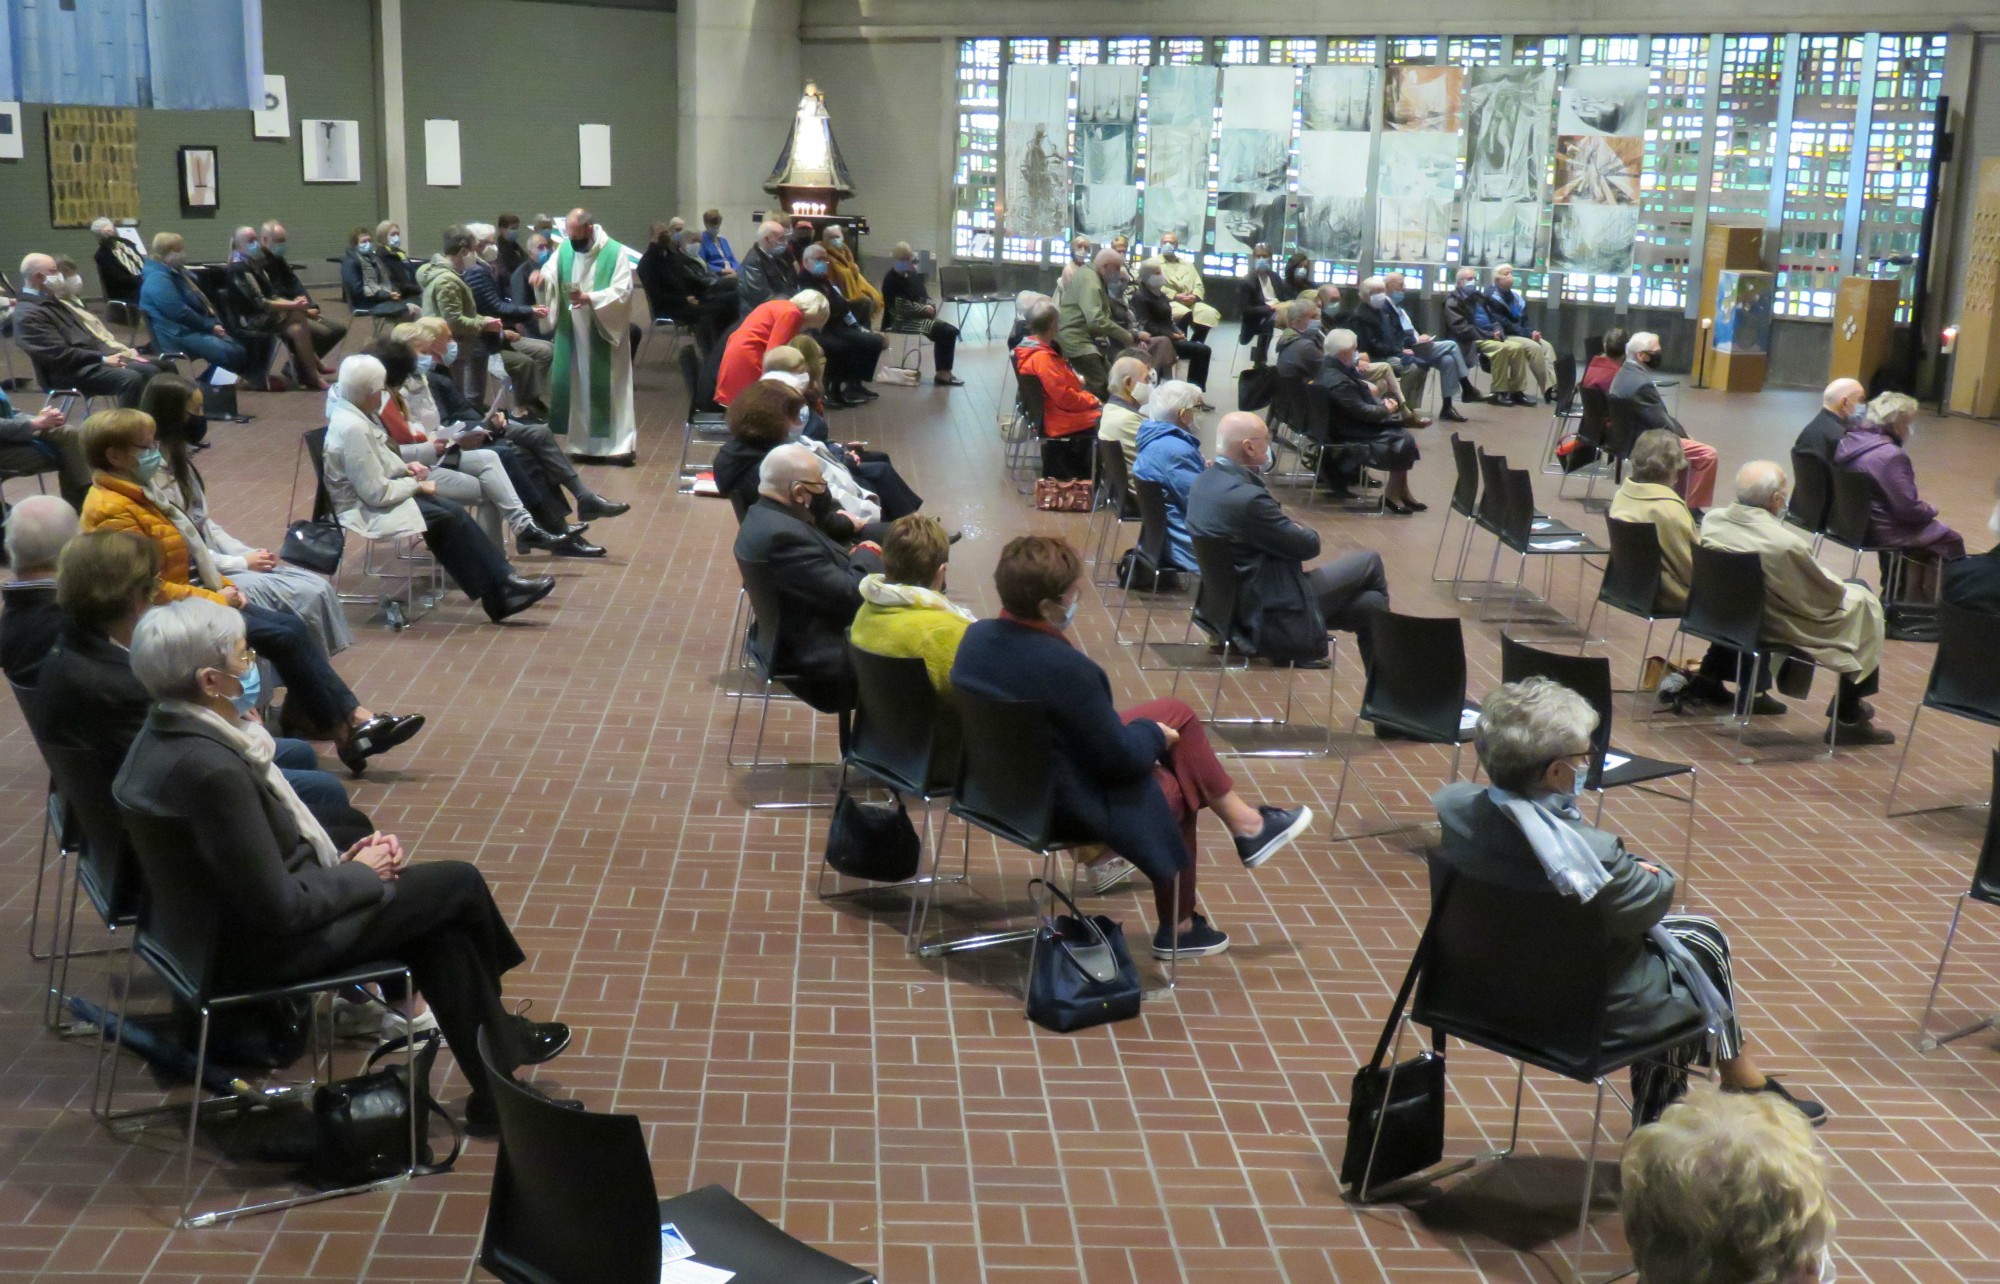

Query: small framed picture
[[179, 145, 219, 211]]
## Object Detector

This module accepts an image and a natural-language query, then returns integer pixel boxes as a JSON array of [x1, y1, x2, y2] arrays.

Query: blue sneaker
[[1152, 914, 1230, 960], [1235, 805, 1312, 869]]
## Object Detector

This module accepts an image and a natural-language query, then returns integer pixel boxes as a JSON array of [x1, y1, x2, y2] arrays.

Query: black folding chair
[[1579, 517, 1687, 719], [1111, 478, 1192, 648], [1500, 633, 1700, 888], [1559, 383, 1618, 508], [1086, 437, 1139, 586], [676, 345, 730, 495], [1666, 544, 1839, 755], [475, 1030, 876, 1284], [39, 743, 142, 1039], [726, 558, 843, 806], [1356, 866, 1710, 1282], [107, 806, 414, 1228], [1886, 603, 2000, 816], [1430, 432, 1483, 585], [1785, 450, 1833, 545], [1917, 751, 2000, 1052], [1826, 466, 1919, 603], [1477, 466, 1603, 630], [1329, 610, 1478, 841], [9, 679, 75, 974]]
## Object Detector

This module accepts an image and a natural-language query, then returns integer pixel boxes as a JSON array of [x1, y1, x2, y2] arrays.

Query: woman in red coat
[[715, 291, 829, 406]]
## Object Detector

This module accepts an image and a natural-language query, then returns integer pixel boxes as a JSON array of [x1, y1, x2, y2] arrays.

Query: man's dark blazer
[[1791, 408, 1849, 468], [1237, 270, 1280, 342], [1351, 302, 1408, 363], [1945, 547, 2000, 618], [14, 295, 114, 388], [35, 621, 150, 768], [1607, 359, 1683, 446], [731, 497, 878, 711], [1186, 459, 1327, 664], [1317, 357, 1399, 445], [0, 581, 63, 688], [113, 704, 389, 982], [949, 616, 1187, 881]]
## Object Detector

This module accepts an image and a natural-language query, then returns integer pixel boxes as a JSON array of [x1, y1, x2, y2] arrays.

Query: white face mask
[[480, 243, 499, 263], [766, 369, 809, 392]]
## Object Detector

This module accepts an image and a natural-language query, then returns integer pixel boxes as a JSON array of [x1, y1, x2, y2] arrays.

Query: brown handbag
[[1034, 478, 1094, 513]]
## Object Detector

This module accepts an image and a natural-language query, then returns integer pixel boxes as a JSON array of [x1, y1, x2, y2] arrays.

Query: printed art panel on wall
[[1462, 66, 1556, 269], [1002, 63, 1074, 240], [1073, 65, 1139, 242], [1375, 131, 1458, 262], [1385, 66, 1463, 133], [45, 107, 140, 227], [1550, 65, 1650, 273], [1141, 64, 1218, 248]]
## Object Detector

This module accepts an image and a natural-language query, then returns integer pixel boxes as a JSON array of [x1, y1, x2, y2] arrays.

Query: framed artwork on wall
[[0, 102, 22, 161], [179, 145, 218, 211], [302, 119, 361, 183], [253, 75, 290, 139], [46, 107, 140, 227]]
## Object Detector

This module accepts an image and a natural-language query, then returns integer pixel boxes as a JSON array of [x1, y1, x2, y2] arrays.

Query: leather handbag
[[279, 518, 346, 575], [305, 1029, 462, 1188], [824, 788, 921, 882], [1339, 881, 1451, 1198], [1024, 878, 1142, 1033], [1034, 478, 1094, 512]]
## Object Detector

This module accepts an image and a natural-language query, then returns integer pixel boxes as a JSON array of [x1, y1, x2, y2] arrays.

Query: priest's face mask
[[567, 215, 594, 249]]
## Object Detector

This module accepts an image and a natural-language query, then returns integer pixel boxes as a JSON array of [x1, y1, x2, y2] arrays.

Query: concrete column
[[677, 0, 803, 236], [375, 0, 408, 232]]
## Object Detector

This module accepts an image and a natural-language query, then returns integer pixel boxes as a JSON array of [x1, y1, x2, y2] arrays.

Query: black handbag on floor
[[305, 1029, 462, 1188], [824, 788, 921, 882], [1339, 882, 1451, 1198], [279, 518, 346, 575], [1025, 879, 1142, 1033]]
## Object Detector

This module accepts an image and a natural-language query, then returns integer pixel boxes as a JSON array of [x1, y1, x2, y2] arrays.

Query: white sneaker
[[379, 1006, 440, 1039], [1079, 854, 1137, 894]]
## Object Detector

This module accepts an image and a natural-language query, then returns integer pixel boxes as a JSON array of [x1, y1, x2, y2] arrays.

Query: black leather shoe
[[1460, 384, 1486, 403], [336, 713, 427, 774], [551, 534, 606, 558], [574, 494, 630, 521], [512, 1015, 572, 1065], [514, 524, 568, 555], [563, 522, 593, 538], [1440, 403, 1468, 423], [484, 575, 556, 622]]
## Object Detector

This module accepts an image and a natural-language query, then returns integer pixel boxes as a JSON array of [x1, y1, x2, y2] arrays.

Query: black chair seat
[[1423, 1004, 1710, 1084], [1598, 749, 1695, 791], [1925, 697, 2000, 730], [1367, 704, 1481, 746]]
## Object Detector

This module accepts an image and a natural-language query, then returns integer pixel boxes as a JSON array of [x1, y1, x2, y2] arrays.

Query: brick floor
[[0, 324, 1997, 1283]]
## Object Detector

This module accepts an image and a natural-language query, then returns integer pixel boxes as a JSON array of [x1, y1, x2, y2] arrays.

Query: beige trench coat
[[1608, 480, 1696, 611], [1698, 502, 1884, 676]]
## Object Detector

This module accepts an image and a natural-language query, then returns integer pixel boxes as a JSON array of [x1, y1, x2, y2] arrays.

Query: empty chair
[[1430, 433, 1483, 585], [39, 742, 142, 1037], [475, 1030, 876, 1284], [1086, 436, 1139, 586], [1916, 751, 2000, 1052], [675, 345, 730, 494], [1579, 517, 1685, 717], [1559, 381, 1617, 507], [1886, 603, 2000, 816], [1477, 466, 1602, 630], [1112, 478, 1191, 648], [1329, 610, 1478, 841]]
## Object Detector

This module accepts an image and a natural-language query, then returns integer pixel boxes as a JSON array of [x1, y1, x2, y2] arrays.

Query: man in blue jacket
[[1478, 264, 1559, 407], [138, 232, 255, 381]]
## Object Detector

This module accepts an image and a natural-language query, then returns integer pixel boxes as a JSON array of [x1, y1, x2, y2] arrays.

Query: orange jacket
[[716, 300, 806, 406], [81, 472, 232, 606], [1012, 337, 1100, 437]]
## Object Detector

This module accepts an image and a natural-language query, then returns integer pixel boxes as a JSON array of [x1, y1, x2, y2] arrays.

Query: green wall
[[400, 0, 678, 257], [0, 0, 382, 286], [0, 0, 678, 292]]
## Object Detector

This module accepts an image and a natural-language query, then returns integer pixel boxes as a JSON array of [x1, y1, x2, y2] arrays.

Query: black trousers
[[820, 328, 883, 390], [482, 440, 567, 531], [73, 361, 155, 408], [853, 454, 923, 520], [929, 321, 960, 373], [415, 493, 514, 603], [250, 861, 529, 1098], [1307, 552, 1389, 671], [1172, 338, 1212, 389], [242, 603, 359, 732]]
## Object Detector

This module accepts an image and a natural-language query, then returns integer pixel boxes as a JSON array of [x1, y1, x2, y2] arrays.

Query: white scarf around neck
[[164, 699, 340, 867]]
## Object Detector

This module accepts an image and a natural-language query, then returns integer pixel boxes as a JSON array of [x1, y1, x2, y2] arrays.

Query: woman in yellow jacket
[[78, 409, 424, 773], [846, 515, 972, 693], [820, 226, 883, 330]]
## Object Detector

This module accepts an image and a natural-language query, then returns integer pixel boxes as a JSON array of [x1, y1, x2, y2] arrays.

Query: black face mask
[[571, 233, 592, 250], [183, 413, 210, 445]]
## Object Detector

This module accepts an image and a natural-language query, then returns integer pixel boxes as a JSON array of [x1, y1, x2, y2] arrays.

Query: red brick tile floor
[[1, 323, 1998, 1283]]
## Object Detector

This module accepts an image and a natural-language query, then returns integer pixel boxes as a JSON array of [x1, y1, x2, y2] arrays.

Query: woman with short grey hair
[[878, 241, 962, 386], [1134, 379, 1208, 571], [1834, 388, 1964, 597], [117, 599, 573, 1138], [1431, 677, 1824, 1127], [1627, 428, 1687, 487]]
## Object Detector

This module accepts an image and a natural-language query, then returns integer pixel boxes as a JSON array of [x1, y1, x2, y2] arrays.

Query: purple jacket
[[1832, 425, 1952, 550]]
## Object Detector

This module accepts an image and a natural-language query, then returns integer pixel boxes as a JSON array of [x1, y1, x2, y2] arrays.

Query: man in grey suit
[[1186, 412, 1389, 673], [731, 444, 884, 724], [1608, 331, 1719, 508], [1431, 676, 1823, 1125]]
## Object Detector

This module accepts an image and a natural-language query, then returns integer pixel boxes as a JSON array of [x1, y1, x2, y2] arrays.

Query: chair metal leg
[[1917, 895, 1998, 1051], [1559, 1080, 1611, 1284], [1885, 705, 1959, 818]]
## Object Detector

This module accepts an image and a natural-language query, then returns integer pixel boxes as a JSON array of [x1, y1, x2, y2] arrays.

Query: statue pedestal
[[1829, 276, 1899, 389]]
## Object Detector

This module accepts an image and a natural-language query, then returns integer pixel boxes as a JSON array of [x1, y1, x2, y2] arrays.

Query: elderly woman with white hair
[[1433, 676, 1825, 1126], [878, 242, 962, 386], [90, 216, 146, 311], [1134, 380, 1209, 572], [1833, 390, 1965, 599], [113, 597, 572, 1136], [322, 354, 555, 623]]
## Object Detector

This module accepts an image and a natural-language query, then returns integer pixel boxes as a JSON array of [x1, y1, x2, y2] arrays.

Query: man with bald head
[[0, 494, 80, 686], [1188, 411, 1391, 673], [1057, 247, 1140, 398], [732, 442, 883, 742], [738, 219, 798, 311], [1699, 460, 1892, 745], [13, 253, 156, 408], [1793, 378, 1867, 467], [1099, 355, 1153, 473], [535, 208, 640, 462]]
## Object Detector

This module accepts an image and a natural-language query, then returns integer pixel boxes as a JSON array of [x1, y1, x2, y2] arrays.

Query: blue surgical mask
[[1389, 290, 1405, 305], [444, 340, 459, 365], [536, 247, 553, 265], [270, 242, 288, 258], [1058, 597, 1078, 629], [1253, 257, 1270, 270], [893, 260, 915, 273], [1565, 762, 1587, 798], [388, 233, 402, 248], [417, 353, 436, 374], [133, 446, 164, 481], [808, 260, 829, 276], [505, 228, 519, 242], [357, 239, 372, 253], [226, 662, 261, 717]]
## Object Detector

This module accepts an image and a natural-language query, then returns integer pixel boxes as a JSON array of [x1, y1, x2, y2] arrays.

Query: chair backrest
[[115, 805, 220, 1001], [1786, 450, 1833, 534], [1497, 467, 1541, 548], [1360, 610, 1468, 742], [1130, 478, 1173, 578], [1272, 372, 1304, 432], [678, 343, 703, 405], [302, 427, 334, 521], [476, 1029, 665, 1283], [1188, 534, 1243, 644], [1497, 633, 1618, 790], [1577, 383, 1612, 450], [848, 643, 957, 796], [1299, 380, 1331, 444], [1826, 466, 1878, 550], [735, 557, 786, 676], [1599, 517, 1669, 618], [1475, 448, 1508, 532], [1094, 437, 1133, 511], [1604, 387, 1644, 458], [1445, 433, 1479, 518], [1014, 371, 1047, 436], [1682, 543, 1767, 654], [1412, 868, 1619, 1075], [1927, 602, 2000, 725], [950, 688, 1057, 850], [42, 743, 142, 926], [1973, 749, 2000, 906]]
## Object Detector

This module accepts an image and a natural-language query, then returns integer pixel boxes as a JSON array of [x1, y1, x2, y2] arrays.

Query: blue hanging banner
[[3, 0, 261, 109]]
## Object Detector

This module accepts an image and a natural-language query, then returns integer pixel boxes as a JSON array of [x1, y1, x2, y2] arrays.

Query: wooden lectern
[[1947, 157, 2000, 419], [1829, 276, 1899, 389], [1695, 224, 1767, 391]]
